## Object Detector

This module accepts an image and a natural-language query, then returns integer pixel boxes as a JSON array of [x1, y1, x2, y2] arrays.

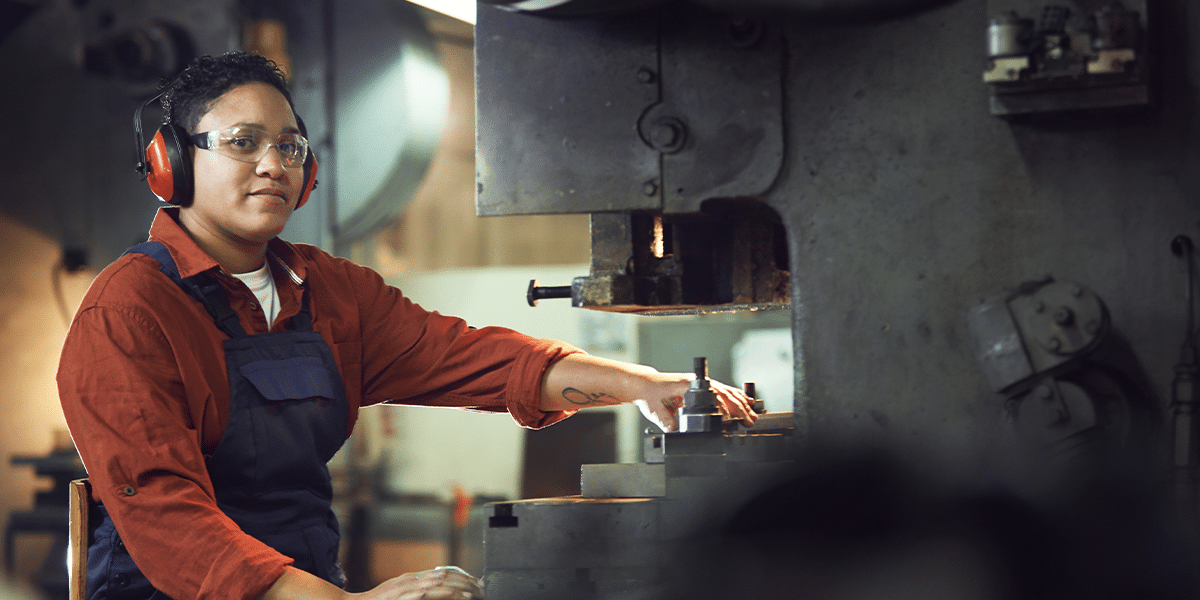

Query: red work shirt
[[57, 208, 579, 600]]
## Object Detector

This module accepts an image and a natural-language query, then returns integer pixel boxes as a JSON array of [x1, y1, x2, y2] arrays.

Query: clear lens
[[191, 127, 308, 168]]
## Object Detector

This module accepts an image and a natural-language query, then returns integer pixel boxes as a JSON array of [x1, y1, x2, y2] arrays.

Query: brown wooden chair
[[68, 479, 92, 600]]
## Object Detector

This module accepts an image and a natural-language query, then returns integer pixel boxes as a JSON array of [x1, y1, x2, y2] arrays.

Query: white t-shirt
[[232, 261, 280, 328]]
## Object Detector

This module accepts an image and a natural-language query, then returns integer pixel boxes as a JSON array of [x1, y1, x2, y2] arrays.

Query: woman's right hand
[[357, 566, 484, 600], [261, 565, 484, 600]]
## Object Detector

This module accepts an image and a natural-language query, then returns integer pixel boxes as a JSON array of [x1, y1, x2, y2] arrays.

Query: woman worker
[[56, 52, 756, 600]]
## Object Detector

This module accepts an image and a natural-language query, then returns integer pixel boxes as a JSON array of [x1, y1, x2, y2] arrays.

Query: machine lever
[[527, 279, 572, 307]]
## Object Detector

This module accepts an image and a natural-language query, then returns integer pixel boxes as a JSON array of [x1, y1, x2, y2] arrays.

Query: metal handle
[[527, 279, 572, 307]]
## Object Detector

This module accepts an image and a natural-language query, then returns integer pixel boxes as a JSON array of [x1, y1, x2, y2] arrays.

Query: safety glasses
[[189, 126, 308, 168]]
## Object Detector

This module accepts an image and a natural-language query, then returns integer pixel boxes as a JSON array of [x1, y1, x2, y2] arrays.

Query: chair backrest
[[68, 479, 92, 600]]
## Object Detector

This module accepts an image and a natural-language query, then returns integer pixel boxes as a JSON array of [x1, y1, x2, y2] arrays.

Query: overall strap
[[290, 286, 313, 332], [123, 241, 248, 339]]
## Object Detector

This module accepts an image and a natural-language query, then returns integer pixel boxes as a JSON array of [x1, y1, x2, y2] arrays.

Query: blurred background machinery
[[0, 0, 447, 269], [3, 446, 86, 599]]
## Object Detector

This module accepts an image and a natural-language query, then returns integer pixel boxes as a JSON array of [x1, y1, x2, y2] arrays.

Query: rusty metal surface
[[568, 204, 791, 311]]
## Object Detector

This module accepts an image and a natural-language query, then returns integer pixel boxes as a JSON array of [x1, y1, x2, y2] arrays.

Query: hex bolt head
[[727, 17, 764, 48], [647, 117, 687, 154], [652, 122, 681, 147], [1053, 306, 1074, 326]]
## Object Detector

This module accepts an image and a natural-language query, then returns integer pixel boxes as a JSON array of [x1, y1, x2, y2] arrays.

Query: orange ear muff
[[145, 124, 193, 205], [297, 150, 317, 209]]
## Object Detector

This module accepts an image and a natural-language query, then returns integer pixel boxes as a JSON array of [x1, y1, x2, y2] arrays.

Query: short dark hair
[[160, 52, 294, 133]]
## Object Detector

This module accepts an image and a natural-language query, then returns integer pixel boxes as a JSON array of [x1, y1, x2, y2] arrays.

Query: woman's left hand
[[634, 375, 758, 432]]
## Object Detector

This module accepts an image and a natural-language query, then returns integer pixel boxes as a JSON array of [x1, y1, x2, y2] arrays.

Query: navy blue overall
[[86, 242, 349, 600]]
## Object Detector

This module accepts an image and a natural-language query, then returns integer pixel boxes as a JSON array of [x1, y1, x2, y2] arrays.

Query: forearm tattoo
[[561, 387, 620, 406]]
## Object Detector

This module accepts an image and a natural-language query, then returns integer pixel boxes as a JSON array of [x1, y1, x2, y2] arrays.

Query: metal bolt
[[637, 68, 656, 84], [1047, 337, 1062, 351], [647, 117, 687, 154], [728, 17, 764, 48], [527, 279, 572, 307], [643, 181, 658, 196], [652, 122, 681, 147], [1053, 306, 1074, 326]]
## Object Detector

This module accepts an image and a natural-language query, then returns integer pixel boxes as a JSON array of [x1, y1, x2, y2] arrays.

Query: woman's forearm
[[540, 354, 689, 411]]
